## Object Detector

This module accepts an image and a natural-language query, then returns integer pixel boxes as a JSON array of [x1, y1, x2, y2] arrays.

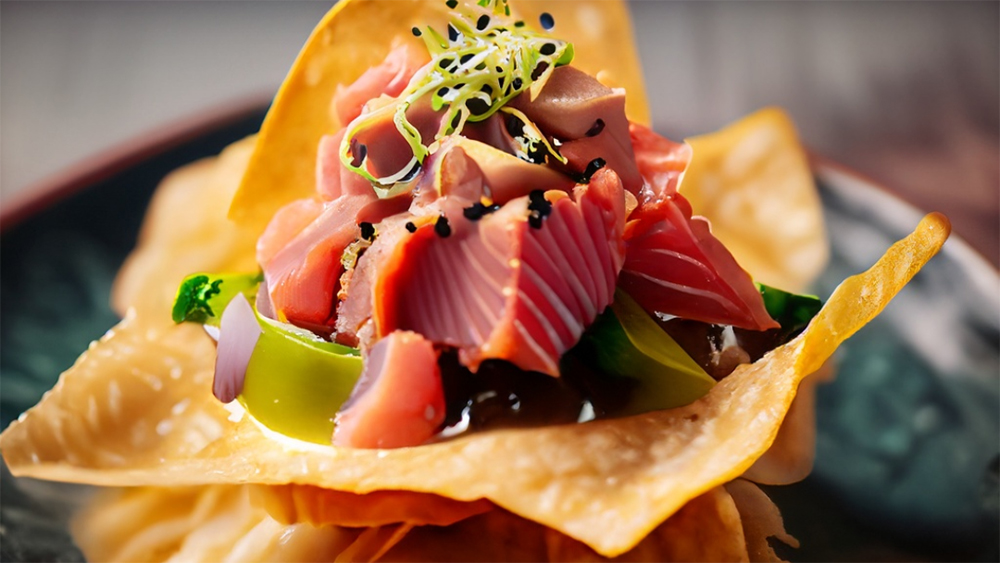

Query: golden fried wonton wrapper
[[0, 1, 949, 555], [0, 177, 949, 558], [682, 108, 829, 293], [74, 484, 751, 562], [232, 0, 649, 235]]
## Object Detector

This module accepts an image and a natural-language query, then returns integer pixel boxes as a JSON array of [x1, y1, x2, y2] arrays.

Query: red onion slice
[[255, 277, 275, 320], [214, 293, 263, 403]]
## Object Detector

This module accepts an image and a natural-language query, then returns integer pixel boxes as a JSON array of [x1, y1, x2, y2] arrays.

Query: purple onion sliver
[[255, 277, 275, 320], [203, 324, 221, 342], [340, 335, 389, 412], [214, 293, 263, 403]]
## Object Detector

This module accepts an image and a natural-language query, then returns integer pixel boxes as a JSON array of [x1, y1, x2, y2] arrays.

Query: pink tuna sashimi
[[619, 193, 778, 331], [333, 41, 430, 127], [335, 213, 414, 346], [259, 194, 374, 329], [630, 123, 691, 202], [511, 66, 642, 194], [346, 95, 444, 183], [415, 137, 574, 205], [333, 330, 445, 449], [373, 169, 626, 376], [316, 130, 383, 201]]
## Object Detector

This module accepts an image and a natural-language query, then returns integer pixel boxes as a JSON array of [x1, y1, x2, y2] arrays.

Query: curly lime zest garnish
[[341, 0, 574, 191]]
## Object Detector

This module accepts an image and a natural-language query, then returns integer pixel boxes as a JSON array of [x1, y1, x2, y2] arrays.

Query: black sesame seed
[[437, 86, 450, 98], [435, 215, 452, 238], [586, 118, 605, 137], [463, 203, 486, 220], [476, 15, 490, 30], [446, 0, 457, 8], [527, 145, 547, 164], [539, 43, 556, 56], [460, 53, 474, 64], [439, 57, 454, 69], [528, 212, 543, 229], [528, 191, 553, 220], [511, 77, 523, 90], [466, 97, 491, 116], [448, 24, 460, 42], [530, 61, 549, 81], [359, 222, 376, 241], [405, 222, 417, 233], [412, 27, 422, 37], [514, 20, 525, 27], [504, 113, 525, 137], [539, 12, 554, 30], [586, 157, 607, 176], [399, 163, 422, 183], [574, 157, 607, 183], [349, 139, 367, 168]]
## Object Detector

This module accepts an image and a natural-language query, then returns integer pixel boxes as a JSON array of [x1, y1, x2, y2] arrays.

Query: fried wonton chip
[[681, 108, 829, 293], [73, 484, 750, 562], [725, 479, 799, 563], [72, 485, 363, 562], [742, 360, 835, 485], [250, 485, 494, 528], [112, 136, 260, 321], [0, 189, 949, 559], [231, 0, 648, 235]]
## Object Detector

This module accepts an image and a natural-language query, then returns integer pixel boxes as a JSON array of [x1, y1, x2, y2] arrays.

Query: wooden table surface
[[2, 1, 997, 267]]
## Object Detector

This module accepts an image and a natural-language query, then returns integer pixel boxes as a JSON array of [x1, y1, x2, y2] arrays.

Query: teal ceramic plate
[[1, 108, 997, 562]]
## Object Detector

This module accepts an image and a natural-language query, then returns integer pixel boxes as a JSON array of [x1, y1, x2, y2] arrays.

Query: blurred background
[[1, 1, 997, 266]]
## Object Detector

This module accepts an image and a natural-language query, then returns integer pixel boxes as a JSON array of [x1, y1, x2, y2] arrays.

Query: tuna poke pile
[[172, 0, 823, 449]]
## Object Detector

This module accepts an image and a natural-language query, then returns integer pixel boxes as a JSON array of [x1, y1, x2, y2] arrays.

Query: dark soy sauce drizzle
[[434, 314, 806, 438]]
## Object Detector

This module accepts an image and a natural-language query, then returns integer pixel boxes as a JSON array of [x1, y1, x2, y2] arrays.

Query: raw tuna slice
[[619, 193, 778, 331], [630, 123, 691, 202], [333, 41, 430, 127], [512, 66, 642, 194], [333, 330, 445, 449], [316, 130, 382, 201], [258, 193, 374, 329], [415, 137, 574, 205], [373, 168, 626, 376]]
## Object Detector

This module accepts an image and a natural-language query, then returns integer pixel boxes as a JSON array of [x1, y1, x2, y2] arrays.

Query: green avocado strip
[[172, 271, 362, 444], [755, 282, 823, 334], [586, 290, 716, 416], [240, 312, 362, 445]]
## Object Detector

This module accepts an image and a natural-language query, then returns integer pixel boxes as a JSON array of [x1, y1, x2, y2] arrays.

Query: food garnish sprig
[[340, 0, 574, 193]]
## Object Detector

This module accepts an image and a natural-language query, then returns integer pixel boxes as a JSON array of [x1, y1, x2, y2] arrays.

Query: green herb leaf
[[756, 282, 823, 334], [580, 290, 716, 416], [171, 272, 263, 326]]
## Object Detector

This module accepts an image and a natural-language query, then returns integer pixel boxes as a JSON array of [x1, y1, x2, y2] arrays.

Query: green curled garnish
[[341, 0, 574, 191]]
